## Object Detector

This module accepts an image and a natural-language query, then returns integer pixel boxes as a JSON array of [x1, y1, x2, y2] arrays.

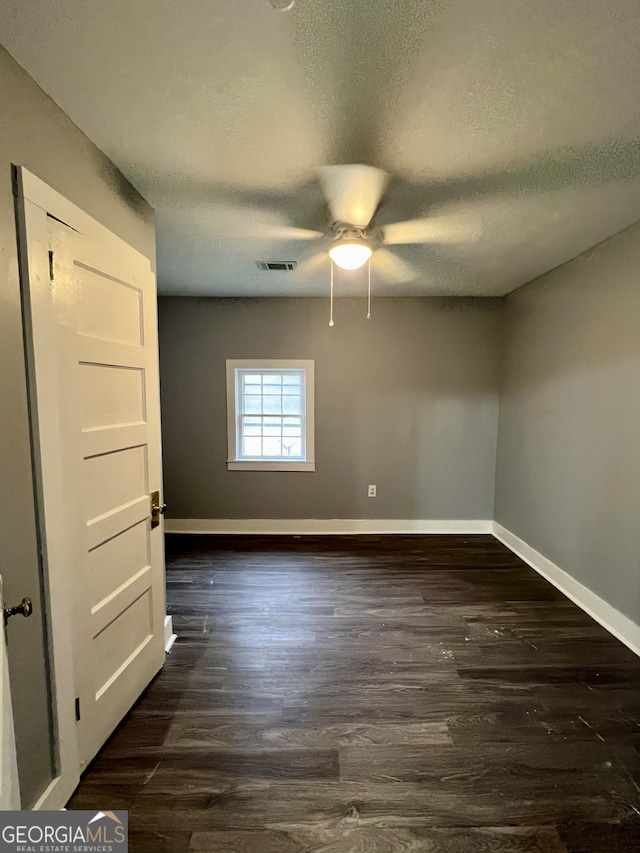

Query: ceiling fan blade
[[260, 226, 323, 242], [192, 203, 323, 242], [319, 164, 388, 227], [295, 252, 330, 278], [371, 249, 417, 284], [383, 216, 482, 245]]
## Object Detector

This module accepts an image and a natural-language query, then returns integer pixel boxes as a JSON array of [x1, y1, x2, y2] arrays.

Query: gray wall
[[495, 220, 640, 625], [159, 296, 502, 521], [0, 44, 155, 807]]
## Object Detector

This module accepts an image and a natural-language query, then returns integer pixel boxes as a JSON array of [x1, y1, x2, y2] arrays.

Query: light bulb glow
[[328, 242, 373, 271]]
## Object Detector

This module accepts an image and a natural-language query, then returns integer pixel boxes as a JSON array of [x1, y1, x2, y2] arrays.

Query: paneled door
[[17, 167, 166, 796], [49, 218, 166, 767]]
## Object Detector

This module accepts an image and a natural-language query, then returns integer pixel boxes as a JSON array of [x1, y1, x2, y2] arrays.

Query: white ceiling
[[2, 0, 640, 296]]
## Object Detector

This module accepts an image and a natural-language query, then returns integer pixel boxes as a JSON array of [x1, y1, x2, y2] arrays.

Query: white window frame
[[226, 359, 315, 472]]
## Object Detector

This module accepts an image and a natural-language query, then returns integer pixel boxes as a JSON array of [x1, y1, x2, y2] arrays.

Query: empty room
[[1, 1, 640, 851]]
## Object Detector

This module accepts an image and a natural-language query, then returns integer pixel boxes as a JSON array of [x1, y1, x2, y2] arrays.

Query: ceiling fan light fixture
[[328, 241, 373, 271]]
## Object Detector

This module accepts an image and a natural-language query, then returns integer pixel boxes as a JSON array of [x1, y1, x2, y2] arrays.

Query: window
[[226, 360, 315, 471]]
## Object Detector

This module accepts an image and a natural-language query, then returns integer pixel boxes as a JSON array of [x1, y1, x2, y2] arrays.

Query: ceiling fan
[[266, 164, 481, 287]]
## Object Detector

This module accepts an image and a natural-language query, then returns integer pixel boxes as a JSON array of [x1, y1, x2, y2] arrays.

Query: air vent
[[256, 261, 297, 271]]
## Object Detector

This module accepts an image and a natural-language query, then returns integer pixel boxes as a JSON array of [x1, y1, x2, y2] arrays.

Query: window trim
[[226, 359, 315, 471]]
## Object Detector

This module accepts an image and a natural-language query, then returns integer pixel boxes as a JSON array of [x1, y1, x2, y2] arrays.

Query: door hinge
[[75, 697, 81, 722], [48, 250, 54, 281]]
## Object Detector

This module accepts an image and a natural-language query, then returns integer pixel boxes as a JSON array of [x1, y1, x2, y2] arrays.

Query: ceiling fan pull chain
[[367, 257, 372, 319], [329, 258, 335, 327]]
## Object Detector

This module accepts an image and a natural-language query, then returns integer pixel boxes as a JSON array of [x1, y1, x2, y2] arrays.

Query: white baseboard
[[493, 522, 640, 658], [164, 614, 177, 653], [164, 518, 493, 535]]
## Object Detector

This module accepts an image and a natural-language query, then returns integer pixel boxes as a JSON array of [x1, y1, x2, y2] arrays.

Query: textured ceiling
[[1, 0, 640, 296]]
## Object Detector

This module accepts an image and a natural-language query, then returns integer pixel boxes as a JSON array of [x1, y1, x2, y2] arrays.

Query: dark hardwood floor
[[68, 534, 640, 852]]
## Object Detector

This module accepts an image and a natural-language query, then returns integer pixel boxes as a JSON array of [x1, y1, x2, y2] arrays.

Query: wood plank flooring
[[68, 534, 640, 852]]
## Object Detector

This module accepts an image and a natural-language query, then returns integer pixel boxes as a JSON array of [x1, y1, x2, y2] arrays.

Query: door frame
[[14, 166, 158, 809]]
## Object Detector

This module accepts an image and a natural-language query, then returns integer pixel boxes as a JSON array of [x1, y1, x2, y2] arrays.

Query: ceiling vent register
[[256, 261, 298, 271]]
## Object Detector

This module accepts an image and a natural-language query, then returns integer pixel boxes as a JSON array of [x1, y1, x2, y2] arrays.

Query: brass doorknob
[[4, 597, 33, 625], [150, 490, 167, 529]]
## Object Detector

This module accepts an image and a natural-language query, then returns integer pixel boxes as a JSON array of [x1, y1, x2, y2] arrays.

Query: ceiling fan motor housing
[[331, 222, 380, 249]]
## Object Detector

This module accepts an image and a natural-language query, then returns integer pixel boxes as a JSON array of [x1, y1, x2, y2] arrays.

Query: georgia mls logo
[[86, 811, 126, 843], [0, 810, 128, 852]]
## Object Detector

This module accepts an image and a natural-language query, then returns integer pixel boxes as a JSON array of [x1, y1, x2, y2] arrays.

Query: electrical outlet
[[368, 485, 377, 497]]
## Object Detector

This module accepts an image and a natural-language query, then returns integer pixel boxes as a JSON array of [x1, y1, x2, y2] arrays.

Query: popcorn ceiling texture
[[1, 0, 639, 296]]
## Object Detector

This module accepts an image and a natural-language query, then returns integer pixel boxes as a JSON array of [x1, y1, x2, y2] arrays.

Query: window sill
[[227, 460, 315, 472]]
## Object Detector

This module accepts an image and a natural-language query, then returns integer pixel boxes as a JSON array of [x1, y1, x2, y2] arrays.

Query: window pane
[[243, 395, 262, 414], [283, 395, 301, 414], [243, 426, 261, 437], [282, 438, 302, 456], [282, 374, 301, 385], [263, 396, 282, 414], [242, 437, 262, 457], [263, 384, 282, 395], [243, 387, 262, 399], [263, 373, 282, 385], [282, 385, 300, 395], [263, 426, 281, 437], [264, 416, 281, 426], [283, 425, 301, 437], [243, 375, 262, 386], [262, 438, 282, 457]]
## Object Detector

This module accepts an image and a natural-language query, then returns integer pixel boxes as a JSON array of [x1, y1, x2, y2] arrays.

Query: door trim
[[13, 166, 157, 810]]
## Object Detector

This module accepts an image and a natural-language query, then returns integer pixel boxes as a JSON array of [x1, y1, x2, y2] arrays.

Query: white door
[[17, 167, 166, 793], [0, 577, 21, 809], [49, 219, 166, 767]]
